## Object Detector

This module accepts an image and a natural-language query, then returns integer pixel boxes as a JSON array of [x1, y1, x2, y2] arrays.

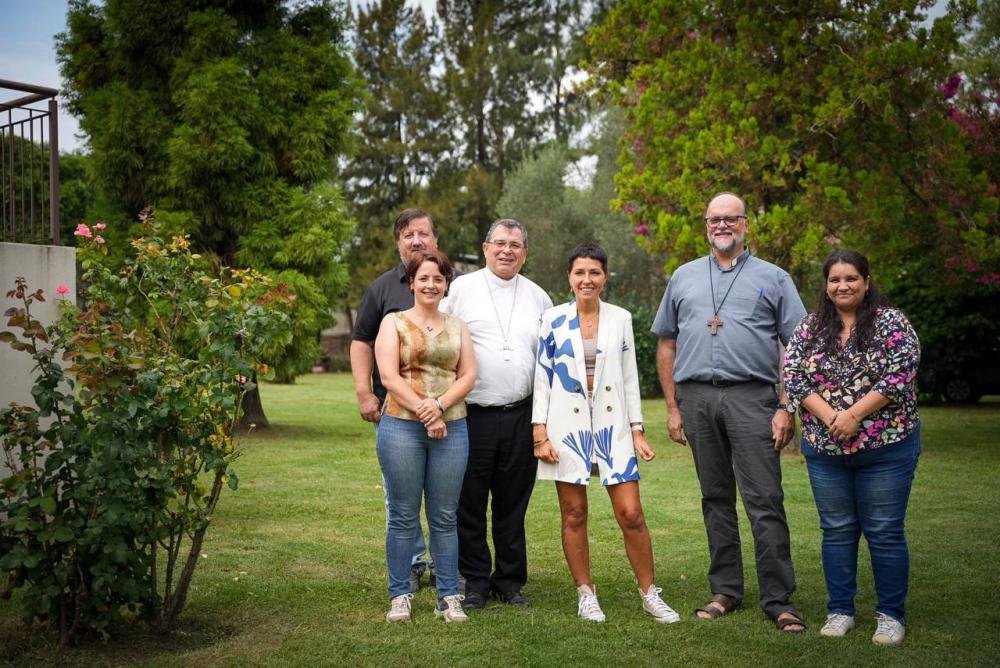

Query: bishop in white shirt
[[442, 218, 552, 610]]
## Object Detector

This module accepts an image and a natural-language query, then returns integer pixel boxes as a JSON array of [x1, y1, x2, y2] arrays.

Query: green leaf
[[227, 469, 239, 490], [39, 497, 57, 514], [52, 526, 75, 542]]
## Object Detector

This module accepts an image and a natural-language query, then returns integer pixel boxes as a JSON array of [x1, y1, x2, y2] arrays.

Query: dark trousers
[[676, 381, 796, 618], [459, 400, 538, 595]]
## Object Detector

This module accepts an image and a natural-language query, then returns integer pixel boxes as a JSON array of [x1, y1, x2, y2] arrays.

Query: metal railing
[[0, 79, 60, 245]]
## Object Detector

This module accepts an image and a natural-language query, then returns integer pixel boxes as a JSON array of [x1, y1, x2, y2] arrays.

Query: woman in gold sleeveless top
[[374, 251, 476, 623]]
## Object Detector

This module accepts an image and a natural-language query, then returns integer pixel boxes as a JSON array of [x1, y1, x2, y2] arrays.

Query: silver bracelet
[[434, 397, 445, 413]]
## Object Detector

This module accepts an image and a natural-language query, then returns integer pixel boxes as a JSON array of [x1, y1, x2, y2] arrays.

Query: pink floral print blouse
[[783, 308, 920, 455]]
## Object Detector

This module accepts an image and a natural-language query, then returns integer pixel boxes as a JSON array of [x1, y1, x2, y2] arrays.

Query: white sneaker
[[386, 593, 413, 622], [435, 594, 469, 622], [640, 585, 681, 624], [820, 613, 856, 637], [577, 584, 606, 622], [872, 612, 905, 646]]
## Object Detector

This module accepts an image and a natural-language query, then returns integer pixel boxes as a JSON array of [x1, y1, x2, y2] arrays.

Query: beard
[[708, 230, 745, 254]]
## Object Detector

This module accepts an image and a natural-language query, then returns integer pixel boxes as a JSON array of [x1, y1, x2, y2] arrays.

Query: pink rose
[[95, 235, 106, 244], [74, 223, 92, 238], [55, 284, 69, 296], [94, 222, 107, 230]]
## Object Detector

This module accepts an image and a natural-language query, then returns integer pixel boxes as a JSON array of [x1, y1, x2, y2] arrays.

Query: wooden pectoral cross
[[707, 315, 723, 335]]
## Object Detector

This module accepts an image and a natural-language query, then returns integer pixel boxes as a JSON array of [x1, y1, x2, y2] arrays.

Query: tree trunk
[[238, 374, 269, 430]]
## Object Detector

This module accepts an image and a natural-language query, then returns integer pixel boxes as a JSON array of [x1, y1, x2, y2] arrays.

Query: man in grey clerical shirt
[[651, 192, 808, 633], [442, 219, 552, 610]]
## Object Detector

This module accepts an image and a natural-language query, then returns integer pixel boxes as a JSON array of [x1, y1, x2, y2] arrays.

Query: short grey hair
[[485, 218, 528, 247]]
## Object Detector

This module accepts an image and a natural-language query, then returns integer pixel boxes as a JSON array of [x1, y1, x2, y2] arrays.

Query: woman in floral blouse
[[783, 249, 920, 647]]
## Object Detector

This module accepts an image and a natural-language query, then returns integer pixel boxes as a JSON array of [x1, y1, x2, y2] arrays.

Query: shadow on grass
[[0, 615, 241, 666], [239, 422, 360, 443]]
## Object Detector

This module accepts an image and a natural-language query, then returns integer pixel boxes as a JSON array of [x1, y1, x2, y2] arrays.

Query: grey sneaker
[[409, 562, 426, 593], [435, 594, 469, 622], [386, 593, 413, 622], [820, 613, 855, 637], [872, 613, 905, 646], [577, 584, 606, 622], [640, 585, 681, 624]]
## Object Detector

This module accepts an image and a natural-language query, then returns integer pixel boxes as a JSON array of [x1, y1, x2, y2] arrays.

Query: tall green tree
[[344, 0, 447, 315], [587, 107, 668, 306], [588, 0, 998, 380], [537, 0, 616, 144], [495, 113, 667, 303], [496, 143, 592, 296], [57, 0, 363, 417], [961, 0, 1000, 87], [436, 0, 550, 241]]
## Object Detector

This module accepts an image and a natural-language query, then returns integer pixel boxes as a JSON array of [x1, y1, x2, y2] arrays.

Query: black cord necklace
[[707, 252, 750, 335]]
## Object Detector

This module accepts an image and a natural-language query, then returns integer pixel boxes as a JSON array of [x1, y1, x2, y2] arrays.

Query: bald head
[[705, 192, 747, 217], [704, 192, 749, 260]]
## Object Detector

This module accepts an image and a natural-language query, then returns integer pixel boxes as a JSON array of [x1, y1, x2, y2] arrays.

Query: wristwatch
[[777, 402, 795, 414]]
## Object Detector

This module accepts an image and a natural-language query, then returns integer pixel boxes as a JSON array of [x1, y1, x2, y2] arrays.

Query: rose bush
[[0, 210, 290, 643]]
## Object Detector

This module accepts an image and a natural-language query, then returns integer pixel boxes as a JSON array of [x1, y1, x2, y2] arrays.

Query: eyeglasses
[[487, 240, 524, 251], [704, 215, 747, 227]]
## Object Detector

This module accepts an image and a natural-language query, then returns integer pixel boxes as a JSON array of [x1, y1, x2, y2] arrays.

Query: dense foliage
[[588, 0, 999, 387], [344, 0, 610, 307], [0, 215, 288, 642], [496, 123, 667, 305], [344, 0, 451, 313], [56, 0, 361, 392]]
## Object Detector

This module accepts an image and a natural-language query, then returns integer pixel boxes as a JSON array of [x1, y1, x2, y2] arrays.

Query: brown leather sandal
[[775, 610, 807, 633], [694, 593, 740, 620]]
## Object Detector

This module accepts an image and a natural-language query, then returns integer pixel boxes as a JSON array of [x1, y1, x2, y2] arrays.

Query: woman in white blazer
[[532, 243, 680, 624]]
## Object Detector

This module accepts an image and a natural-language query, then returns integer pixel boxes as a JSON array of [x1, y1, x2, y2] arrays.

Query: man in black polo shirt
[[351, 208, 438, 592]]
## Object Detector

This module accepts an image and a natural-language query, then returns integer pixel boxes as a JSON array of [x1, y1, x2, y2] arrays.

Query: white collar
[[483, 268, 520, 288]]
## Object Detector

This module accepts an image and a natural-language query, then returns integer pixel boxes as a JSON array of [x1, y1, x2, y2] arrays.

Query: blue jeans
[[803, 426, 921, 622], [376, 423, 429, 569], [377, 415, 468, 599]]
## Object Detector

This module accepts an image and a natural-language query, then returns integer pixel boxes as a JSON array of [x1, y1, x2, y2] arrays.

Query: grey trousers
[[676, 381, 797, 618]]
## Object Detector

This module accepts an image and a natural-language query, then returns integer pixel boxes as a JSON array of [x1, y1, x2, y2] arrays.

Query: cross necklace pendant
[[485, 272, 519, 360], [707, 254, 750, 336]]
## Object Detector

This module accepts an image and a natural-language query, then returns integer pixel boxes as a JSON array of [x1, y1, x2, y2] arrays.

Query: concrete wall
[[0, 242, 76, 477]]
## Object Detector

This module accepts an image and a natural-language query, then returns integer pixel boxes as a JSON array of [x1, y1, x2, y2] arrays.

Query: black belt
[[467, 396, 532, 411], [686, 379, 759, 387]]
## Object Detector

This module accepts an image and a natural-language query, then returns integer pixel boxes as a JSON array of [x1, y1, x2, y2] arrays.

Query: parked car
[[919, 347, 1000, 404]]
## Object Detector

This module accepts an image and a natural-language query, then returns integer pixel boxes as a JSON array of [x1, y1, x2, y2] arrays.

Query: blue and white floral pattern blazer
[[532, 300, 644, 486]]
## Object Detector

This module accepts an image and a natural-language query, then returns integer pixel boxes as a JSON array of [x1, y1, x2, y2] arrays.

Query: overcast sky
[[1, 0, 948, 154]]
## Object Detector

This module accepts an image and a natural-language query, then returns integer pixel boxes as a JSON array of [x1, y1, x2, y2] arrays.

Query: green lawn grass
[[3, 373, 999, 666]]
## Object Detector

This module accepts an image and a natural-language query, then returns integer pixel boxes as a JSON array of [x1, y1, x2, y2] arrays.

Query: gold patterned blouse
[[384, 312, 468, 421]]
